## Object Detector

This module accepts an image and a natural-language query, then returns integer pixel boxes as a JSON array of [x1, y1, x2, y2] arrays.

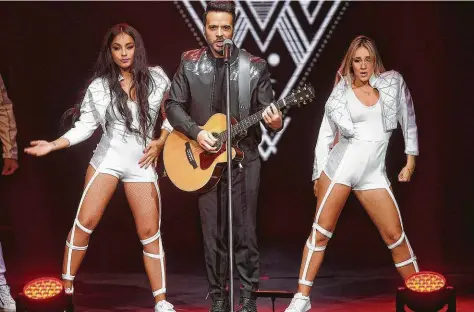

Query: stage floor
[[10, 268, 474, 312]]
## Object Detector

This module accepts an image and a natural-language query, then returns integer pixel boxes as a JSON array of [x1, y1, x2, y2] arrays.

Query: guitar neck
[[216, 95, 294, 142]]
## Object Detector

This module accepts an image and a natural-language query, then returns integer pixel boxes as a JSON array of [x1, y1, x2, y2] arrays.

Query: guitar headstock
[[285, 84, 315, 108]]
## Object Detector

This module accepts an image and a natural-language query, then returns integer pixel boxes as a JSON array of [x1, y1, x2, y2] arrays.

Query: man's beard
[[206, 37, 226, 56]]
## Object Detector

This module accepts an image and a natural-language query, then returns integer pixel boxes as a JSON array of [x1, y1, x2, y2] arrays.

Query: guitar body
[[163, 113, 244, 193], [164, 83, 315, 193]]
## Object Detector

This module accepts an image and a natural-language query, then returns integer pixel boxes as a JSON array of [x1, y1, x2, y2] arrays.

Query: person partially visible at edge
[[0, 72, 19, 311]]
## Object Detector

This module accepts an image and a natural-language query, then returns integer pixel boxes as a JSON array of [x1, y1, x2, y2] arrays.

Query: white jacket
[[312, 70, 419, 180], [62, 66, 173, 146]]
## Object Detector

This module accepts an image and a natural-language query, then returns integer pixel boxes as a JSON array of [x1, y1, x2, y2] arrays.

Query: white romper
[[323, 87, 392, 190], [62, 66, 173, 182]]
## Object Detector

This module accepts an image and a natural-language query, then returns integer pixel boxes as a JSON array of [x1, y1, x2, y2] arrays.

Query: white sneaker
[[155, 300, 175, 312], [64, 285, 74, 295], [0, 285, 16, 311], [285, 292, 311, 312]]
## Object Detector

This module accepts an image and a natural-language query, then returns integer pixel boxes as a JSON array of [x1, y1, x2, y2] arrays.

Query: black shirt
[[212, 52, 239, 118]]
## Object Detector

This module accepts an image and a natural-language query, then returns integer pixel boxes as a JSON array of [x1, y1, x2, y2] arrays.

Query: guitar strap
[[238, 49, 251, 119]]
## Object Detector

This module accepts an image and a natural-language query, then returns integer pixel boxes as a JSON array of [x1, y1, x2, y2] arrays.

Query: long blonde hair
[[334, 35, 385, 86]]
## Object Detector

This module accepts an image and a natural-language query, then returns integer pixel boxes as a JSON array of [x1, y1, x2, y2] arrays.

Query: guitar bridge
[[185, 142, 198, 169]]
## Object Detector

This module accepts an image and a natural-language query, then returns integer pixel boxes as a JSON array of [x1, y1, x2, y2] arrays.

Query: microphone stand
[[223, 43, 234, 312]]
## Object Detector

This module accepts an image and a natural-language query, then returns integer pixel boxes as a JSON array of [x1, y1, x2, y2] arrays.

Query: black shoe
[[210, 298, 230, 312], [236, 297, 257, 312]]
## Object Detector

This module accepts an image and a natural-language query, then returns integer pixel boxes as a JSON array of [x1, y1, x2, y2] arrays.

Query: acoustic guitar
[[163, 84, 315, 192]]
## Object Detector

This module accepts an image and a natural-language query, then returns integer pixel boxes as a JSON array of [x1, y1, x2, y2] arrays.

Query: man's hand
[[2, 158, 19, 175], [262, 103, 283, 130], [197, 130, 217, 152]]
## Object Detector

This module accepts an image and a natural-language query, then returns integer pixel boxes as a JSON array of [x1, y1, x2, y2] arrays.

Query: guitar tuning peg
[[309, 99, 313, 102], [303, 101, 307, 105]]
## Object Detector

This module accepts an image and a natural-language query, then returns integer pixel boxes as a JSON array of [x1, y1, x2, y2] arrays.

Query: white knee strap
[[144, 251, 165, 259], [75, 218, 93, 234], [305, 222, 333, 253], [142, 230, 164, 259], [312, 223, 333, 239], [64, 170, 100, 280], [299, 152, 349, 288], [391, 234, 419, 272], [388, 232, 405, 250], [305, 240, 327, 252], [66, 240, 88, 251], [299, 222, 334, 287], [385, 187, 419, 273], [141, 230, 161, 246], [141, 229, 167, 297], [299, 175, 339, 288]]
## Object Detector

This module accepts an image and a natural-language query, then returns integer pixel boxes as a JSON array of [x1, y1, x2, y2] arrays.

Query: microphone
[[223, 39, 233, 63]]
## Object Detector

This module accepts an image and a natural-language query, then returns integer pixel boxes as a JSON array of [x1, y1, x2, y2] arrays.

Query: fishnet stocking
[[124, 181, 166, 303], [62, 166, 118, 290]]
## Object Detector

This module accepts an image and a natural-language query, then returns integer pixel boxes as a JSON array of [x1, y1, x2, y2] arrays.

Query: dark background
[[0, 1, 473, 285]]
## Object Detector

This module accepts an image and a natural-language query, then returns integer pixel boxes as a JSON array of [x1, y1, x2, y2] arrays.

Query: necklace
[[352, 84, 372, 96]]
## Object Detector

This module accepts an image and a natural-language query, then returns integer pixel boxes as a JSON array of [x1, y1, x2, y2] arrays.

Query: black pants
[[198, 158, 261, 300]]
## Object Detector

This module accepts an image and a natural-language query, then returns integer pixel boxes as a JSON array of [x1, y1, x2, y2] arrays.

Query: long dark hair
[[63, 23, 154, 143]]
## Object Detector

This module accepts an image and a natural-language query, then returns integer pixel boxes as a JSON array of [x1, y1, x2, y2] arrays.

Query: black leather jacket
[[165, 46, 277, 163]]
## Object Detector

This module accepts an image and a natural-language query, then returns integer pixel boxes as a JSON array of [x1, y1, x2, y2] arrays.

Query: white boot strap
[[306, 240, 326, 252], [66, 241, 88, 251], [312, 223, 333, 238], [388, 232, 406, 250], [153, 288, 167, 297], [298, 279, 313, 287], [144, 250, 164, 259], [61, 273, 75, 281], [141, 230, 161, 245], [395, 256, 417, 268], [75, 218, 93, 234]]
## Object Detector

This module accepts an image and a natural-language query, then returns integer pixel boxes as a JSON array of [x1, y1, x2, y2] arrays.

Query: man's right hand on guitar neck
[[197, 130, 218, 152]]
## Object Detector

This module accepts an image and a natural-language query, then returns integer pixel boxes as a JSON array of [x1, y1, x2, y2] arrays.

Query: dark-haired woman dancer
[[25, 23, 175, 312]]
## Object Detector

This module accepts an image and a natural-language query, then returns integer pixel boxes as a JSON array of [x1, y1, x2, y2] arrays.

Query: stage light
[[396, 271, 456, 312], [16, 277, 74, 312], [24, 277, 62, 300]]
